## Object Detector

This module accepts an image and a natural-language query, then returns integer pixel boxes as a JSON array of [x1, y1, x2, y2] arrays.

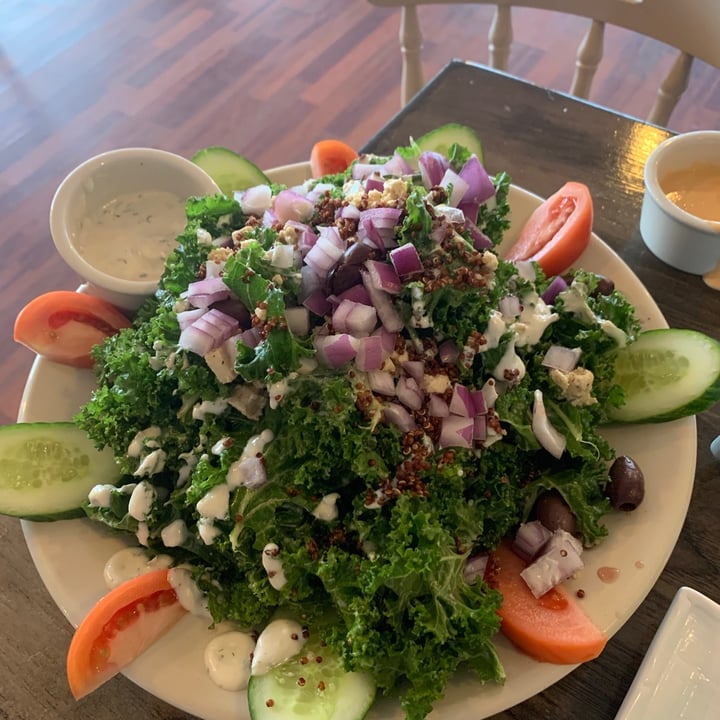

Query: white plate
[[615, 587, 720, 720], [19, 163, 697, 719]]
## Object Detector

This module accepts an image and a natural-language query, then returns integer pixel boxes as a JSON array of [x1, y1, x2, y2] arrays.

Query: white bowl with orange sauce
[[640, 131, 720, 283]]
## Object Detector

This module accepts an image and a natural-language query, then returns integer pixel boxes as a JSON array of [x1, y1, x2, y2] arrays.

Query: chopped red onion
[[449, 383, 475, 417], [340, 203, 361, 220], [532, 390, 567, 459], [396, 375, 424, 411], [361, 271, 404, 332], [512, 520, 553, 563], [469, 390, 487, 416], [358, 207, 402, 250], [464, 218, 493, 250], [382, 402, 417, 432], [373, 326, 397, 354], [458, 155, 495, 205], [499, 294, 521, 319], [428, 393, 450, 418], [286, 220, 318, 256], [438, 415, 474, 449], [236, 184, 272, 216], [389, 243, 423, 277], [285, 306, 310, 336], [299, 265, 322, 300], [262, 208, 279, 228], [329, 284, 372, 307], [473, 415, 487, 442], [418, 151, 451, 189], [440, 168, 470, 207], [273, 189, 314, 224], [302, 287, 332, 317], [382, 151, 412, 176], [205, 259, 225, 279], [352, 163, 384, 180], [368, 370, 395, 396], [304, 229, 345, 279], [458, 198, 479, 225], [185, 276, 231, 309], [355, 334, 385, 371], [176, 307, 206, 331], [401, 359, 424, 385], [433, 204, 465, 225], [365, 173, 384, 192], [191, 309, 240, 347], [314, 333, 358, 368], [541, 276, 569, 305], [364, 259, 402, 295], [542, 345, 582, 372], [332, 299, 377, 337], [464, 553, 489, 585], [520, 530, 584, 598], [239, 327, 260, 349], [178, 325, 215, 356]]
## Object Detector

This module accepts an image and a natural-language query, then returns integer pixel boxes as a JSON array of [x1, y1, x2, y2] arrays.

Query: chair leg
[[400, 5, 424, 106], [649, 51, 693, 127], [571, 19, 605, 99], [489, 5, 512, 71]]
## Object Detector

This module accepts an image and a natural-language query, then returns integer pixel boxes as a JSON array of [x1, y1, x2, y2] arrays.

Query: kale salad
[[75, 135, 640, 720]]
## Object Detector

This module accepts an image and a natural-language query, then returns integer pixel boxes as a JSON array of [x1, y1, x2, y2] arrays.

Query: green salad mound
[[76, 138, 639, 720]]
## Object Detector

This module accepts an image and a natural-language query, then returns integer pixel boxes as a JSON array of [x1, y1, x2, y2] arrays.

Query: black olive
[[325, 262, 363, 296], [591, 275, 615, 297], [534, 490, 577, 534], [342, 241, 375, 266], [607, 455, 645, 511], [210, 298, 251, 326]]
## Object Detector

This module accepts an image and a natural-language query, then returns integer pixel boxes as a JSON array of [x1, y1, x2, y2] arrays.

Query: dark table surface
[[2, 60, 718, 720]]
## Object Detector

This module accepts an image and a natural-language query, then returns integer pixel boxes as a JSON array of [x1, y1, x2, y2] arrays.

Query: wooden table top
[[1, 60, 719, 720]]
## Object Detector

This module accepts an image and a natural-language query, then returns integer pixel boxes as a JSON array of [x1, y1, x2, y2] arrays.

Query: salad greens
[[75, 138, 639, 720]]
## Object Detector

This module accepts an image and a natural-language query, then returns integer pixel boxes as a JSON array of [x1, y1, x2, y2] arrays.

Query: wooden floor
[[1, 0, 719, 425]]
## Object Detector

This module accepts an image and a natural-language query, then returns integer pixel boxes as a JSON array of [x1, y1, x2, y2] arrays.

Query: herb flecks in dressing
[[75, 191, 186, 281]]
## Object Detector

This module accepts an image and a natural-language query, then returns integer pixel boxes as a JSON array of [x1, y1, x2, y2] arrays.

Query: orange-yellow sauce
[[661, 162, 720, 222]]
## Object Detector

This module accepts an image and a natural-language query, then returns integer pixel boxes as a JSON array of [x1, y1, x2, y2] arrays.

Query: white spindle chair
[[369, 0, 720, 127]]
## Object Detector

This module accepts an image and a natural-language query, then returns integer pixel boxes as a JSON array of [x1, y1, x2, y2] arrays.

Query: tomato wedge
[[486, 540, 607, 665], [14, 291, 131, 368], [310, 139, 358, 178], [505, 181, 593, 277], [66, 569, 186, 700]]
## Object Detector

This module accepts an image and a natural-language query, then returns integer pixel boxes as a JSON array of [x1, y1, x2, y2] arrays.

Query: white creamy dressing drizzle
[[128, 480, 156, 521], [103, 547, 172, 589], [204, 631, 256, 691], [261, 543, 287, 590], [312, 492, 340, 522], [168, 566, 211, 618], [250, 618, 307, 676], [74, 191, 186, 281]]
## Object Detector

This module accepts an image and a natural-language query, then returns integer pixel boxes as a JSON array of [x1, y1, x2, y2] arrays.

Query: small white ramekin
[[50, 147, 220, 310], [640, 131, 720, 275]]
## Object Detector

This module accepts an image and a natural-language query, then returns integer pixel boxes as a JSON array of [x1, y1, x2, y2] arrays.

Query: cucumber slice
[[191, 146, 270, 195], [0, 422, 120, 521], [608, 328, 720, 423], [248, 634, 376, 720], [415, 123, 485, 163]]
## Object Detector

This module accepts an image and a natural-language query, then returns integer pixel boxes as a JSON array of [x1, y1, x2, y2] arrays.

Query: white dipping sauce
[[251, 619, 307, 676], [74, 190, 186, 281], [204, 631, 256, 691]]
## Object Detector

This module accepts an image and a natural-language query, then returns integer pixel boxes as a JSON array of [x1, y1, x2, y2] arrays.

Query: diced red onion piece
[[499, 294, 521, 319], [434, 204, 465, 225], [304, 230, 345, 279], [396, 375, 424, 410], [358, 207, 403, 250], [355, 334, 385, 371], [285, 306, 310, 336], [542, 345, 582, 372], [185, 276, 231, 309], [352, 163, 384, 180], [459, 155, 495, 205], [470, 390, 487, 415], [364, 259, 402, 295], [239, 327, 260, 349], [286, 220, 318, 256], [428, 393, 449, 418], [464, 218, 493, 250], [382, 402, 417, 432], [382, 151, 412, 176], [532, 390, 566, 459], [440, 168, 470, 207], [418, 151, 451, 189], [512, 520, 553, 563], [473, 415, 487, 442], [365, 174, 384, 192], [177, 307, 206, 331], [368, 370, 395, 396], [340, 203, 361, 220], [306, 182, 335, 203], [178, 325, 215, 356], [520, 530, 585, 598], [401, 360, 424, 384], [314, 333, 358, 368], [373, 326, 397, 354], [361, 271, 404, 332], [389, 243, 423, 278], [464, 553, 489, 585], [541, 276, 569, 305], [332, 299, 377, 337], [205, 259, 225, 279], [329, 284, 372, 307], [273, 189, 314, 224], [449, 383, 475, 417], [458, 199, 479, 225], [438, 415, 474, 449], [236, 184, 273, 216], [262, 208, 278, 228]]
